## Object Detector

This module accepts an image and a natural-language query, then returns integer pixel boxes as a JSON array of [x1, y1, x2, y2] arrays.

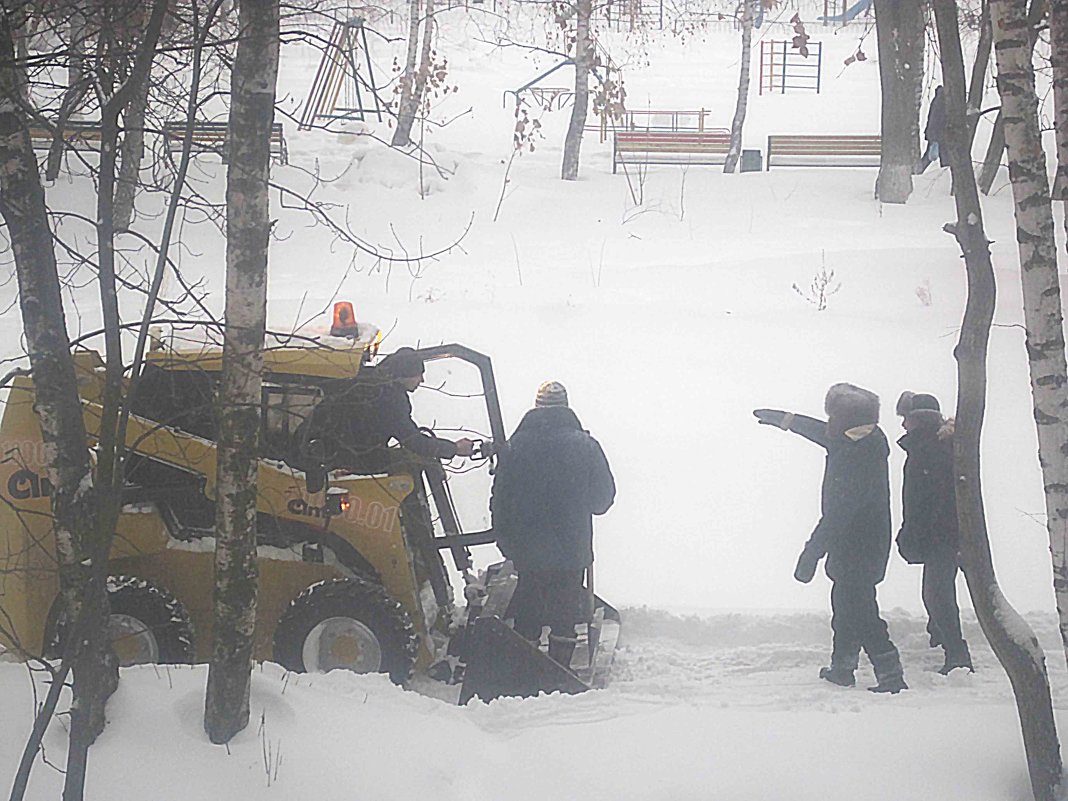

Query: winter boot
[[820, 648, 859, 688], [938, 641, 973, 675], [868, 648, 908, 694], [547, 635, 578, 669], [818, 666, 856, 687]]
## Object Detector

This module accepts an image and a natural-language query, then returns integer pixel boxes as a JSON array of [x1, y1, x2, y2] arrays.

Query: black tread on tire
[[46, 575, 195, 665], [273, 578, 418, 684]]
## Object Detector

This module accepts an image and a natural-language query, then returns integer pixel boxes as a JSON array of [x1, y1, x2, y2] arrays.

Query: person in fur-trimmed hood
[[895, 391, 972, 675], [754, 383, 907, 694]]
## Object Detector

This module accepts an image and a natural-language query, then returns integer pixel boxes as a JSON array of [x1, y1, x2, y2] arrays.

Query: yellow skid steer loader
[[0, 313, 619, 701]]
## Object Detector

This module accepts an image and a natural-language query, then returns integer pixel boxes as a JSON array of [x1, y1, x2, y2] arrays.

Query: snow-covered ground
[[3, 609, 1064, 800], [3, 3, 1068, 799]]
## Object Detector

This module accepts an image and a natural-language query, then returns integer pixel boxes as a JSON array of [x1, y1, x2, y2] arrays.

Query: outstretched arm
[[385, 406, 460, 460], [753, 409, 829, 448]]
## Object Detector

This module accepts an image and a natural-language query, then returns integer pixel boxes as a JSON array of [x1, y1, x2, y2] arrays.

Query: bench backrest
[[28, 122, 104, 150], [163, 121, 285, 141], [767, 134, 881, 155], [162, 121, 287, 162], [615, 130, 731, 151], [766, 134, 881, 168]]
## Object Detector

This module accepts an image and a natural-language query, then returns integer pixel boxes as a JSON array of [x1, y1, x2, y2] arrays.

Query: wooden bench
[[765, 134, 880, 169], [162, 120, 289, 165], [612, 130, 731, 173], [28, 121, 103, 152]]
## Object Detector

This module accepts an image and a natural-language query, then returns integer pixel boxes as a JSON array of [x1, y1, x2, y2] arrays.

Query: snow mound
[[334, 132, 462, 196]]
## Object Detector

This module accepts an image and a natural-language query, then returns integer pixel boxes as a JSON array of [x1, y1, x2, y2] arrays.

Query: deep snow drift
[[3, 609, 1064, 801]]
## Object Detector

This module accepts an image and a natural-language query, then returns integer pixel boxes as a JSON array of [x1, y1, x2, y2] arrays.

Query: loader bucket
[[456, 560, 622, 703], [581, 596, 621, 690], [458, 616, 589, 704]]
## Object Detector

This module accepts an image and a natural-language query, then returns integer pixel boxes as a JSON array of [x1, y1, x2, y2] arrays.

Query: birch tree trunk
[[873, 0, 925, 204], [0, 2, 95, 657], [205, 0, 279, 745], [0, 11, 103, 801], [978, 0, 1045, 196], [114, 73, 152, 228], [561, 0, 592, 181], [1050, 0, 1068, 200], [966, 0, 992, 149], [933, 5, 1064, 800], [65, 3, 168, 795], [391, 0, 423, 147], [408, 0, 435, 140], [723, 0, 754, 174], [46, 9, 90, 183], [990, 0, 1068, 677]]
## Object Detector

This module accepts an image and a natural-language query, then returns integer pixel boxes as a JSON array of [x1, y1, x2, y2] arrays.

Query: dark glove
[[794, 546, 820, 583], [754, 409, 795, 430]]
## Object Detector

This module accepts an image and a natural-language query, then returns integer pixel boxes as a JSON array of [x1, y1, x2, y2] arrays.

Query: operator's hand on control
[[454, 437, 476, 457], [753, 409, 794, 430], [793, 545, 820, 584]]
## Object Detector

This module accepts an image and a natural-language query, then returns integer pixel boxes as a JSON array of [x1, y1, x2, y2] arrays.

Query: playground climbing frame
[[759, 39, 822, 95]]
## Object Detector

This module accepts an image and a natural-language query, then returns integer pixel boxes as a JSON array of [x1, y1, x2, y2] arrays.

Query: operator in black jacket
[[755, 383, 907, 693], [316, 347, 474, 471], [895, 392, 971, 675], [491, 381, 616, 668], [307, 347, 475, 605]]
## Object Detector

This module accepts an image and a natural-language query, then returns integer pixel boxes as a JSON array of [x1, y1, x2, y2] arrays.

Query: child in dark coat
[[895, 392, 972, 674], [755, 383, 907, 693]]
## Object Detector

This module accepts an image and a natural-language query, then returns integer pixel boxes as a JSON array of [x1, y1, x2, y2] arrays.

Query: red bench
[[612, 130, 731, 173]]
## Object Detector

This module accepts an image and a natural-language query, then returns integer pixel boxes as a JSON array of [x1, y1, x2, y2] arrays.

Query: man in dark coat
[[895, 391, 971, 674], [755, 383, 907, 693], [491, 381, 616, 667], [315, 347, 474, 472], [916, 85, 946, 174], [307, 347, 475, 605]]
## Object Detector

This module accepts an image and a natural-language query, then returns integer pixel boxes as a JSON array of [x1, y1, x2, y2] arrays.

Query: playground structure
[[503, 40, 623, 133], [759, 39, 822, 95], [501, 60, 575, 110], [299, 17, 384, 130], [819, 0, 873, 24], [605, 0, 664, 31], [614, 109, 717, 133]]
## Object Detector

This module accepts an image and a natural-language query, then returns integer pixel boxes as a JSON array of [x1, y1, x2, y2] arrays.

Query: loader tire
[[46, 575, 195, 666], [273, 578, 418, 684]]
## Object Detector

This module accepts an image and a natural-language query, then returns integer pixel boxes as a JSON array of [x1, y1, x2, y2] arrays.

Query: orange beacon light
[[330, 301, 359, 338]]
